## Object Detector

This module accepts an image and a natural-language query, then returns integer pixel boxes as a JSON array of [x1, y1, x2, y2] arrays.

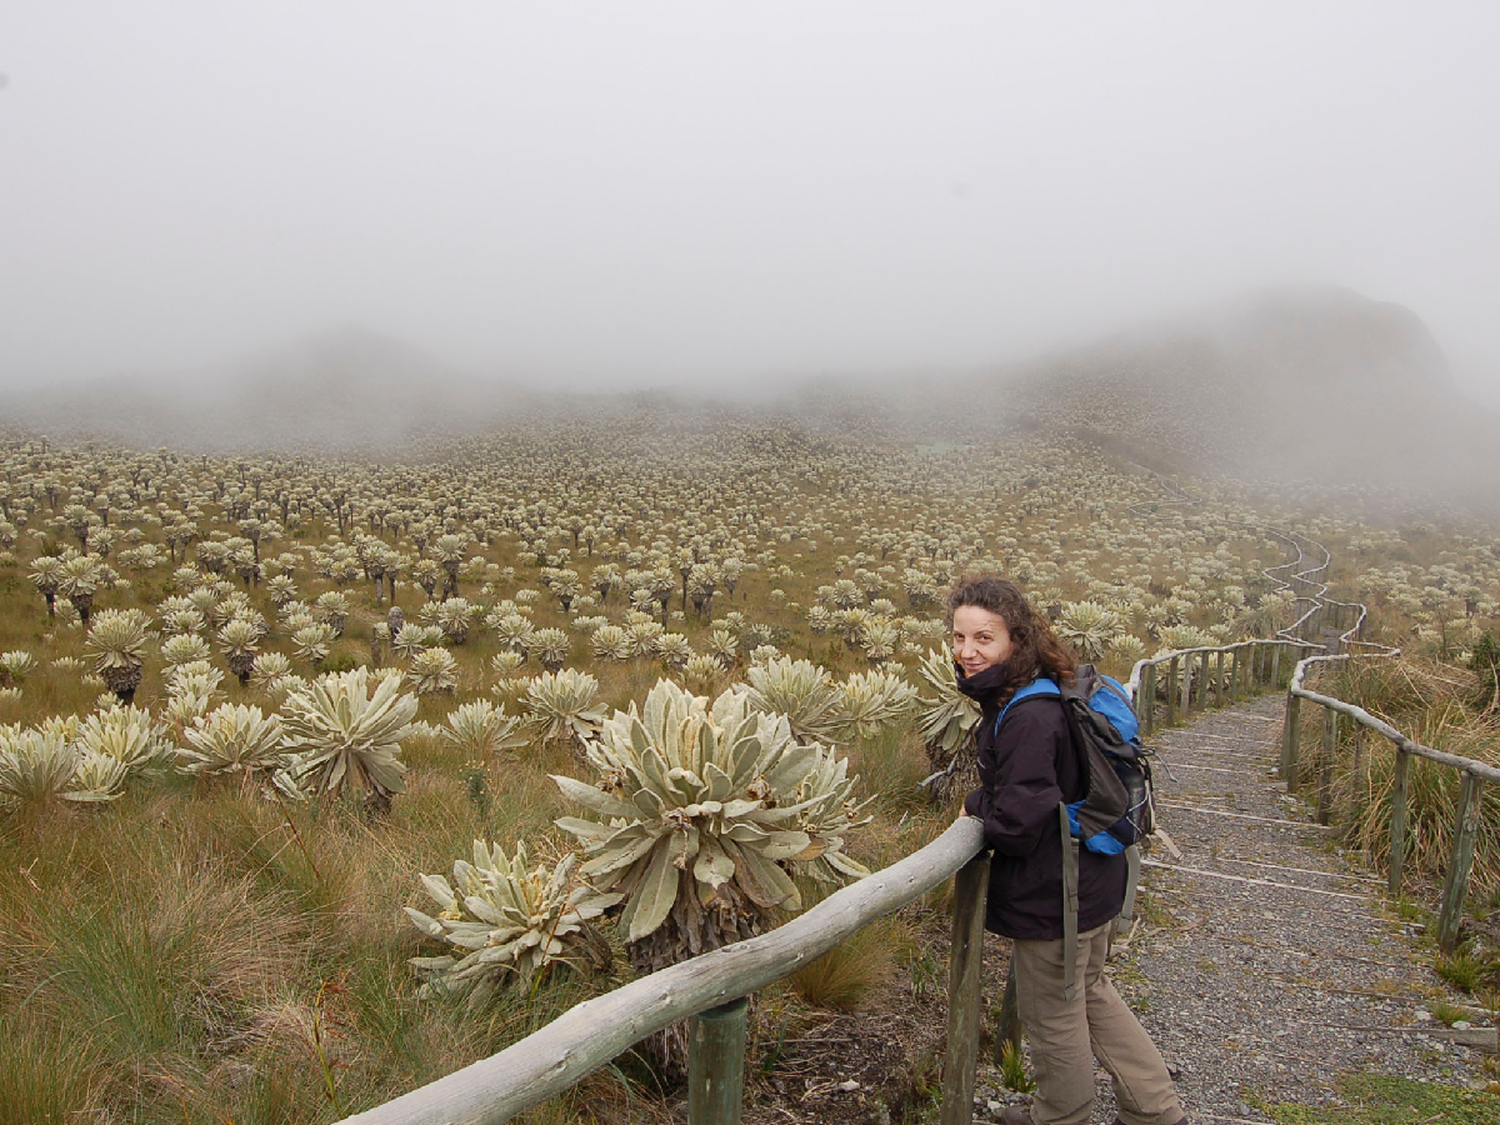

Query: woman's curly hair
[[944, 573, 1076, 688]]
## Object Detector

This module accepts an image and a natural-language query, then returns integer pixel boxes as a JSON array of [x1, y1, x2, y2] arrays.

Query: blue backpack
[[996, 664, 1154, 854]]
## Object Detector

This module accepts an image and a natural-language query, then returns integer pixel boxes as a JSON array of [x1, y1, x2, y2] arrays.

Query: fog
[[3, 2, 1500, 406]]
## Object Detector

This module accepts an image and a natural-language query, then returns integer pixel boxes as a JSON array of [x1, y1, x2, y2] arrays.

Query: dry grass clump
[[0, 773, 593, 1122], [1315, 655, 1500, 903], [786, 915, 911, 1012]]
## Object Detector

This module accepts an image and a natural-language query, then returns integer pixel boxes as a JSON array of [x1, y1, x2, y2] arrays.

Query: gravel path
[[972, 693, 1496, 1124]]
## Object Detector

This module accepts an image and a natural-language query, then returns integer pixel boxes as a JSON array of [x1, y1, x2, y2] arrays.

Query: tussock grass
[[845, 725, 932, 816], [0, 752, 606, 1122], [1312, 655, 1500, 900], [786, 914, 910, 1011], [0, 1022, 106, 1124]]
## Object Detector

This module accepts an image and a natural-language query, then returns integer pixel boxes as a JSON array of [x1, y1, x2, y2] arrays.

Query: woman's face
[[952, 605, 1015, 677]]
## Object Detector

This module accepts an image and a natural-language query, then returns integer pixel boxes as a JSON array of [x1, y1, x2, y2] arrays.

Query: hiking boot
[[1109, 1118, 1189, 1125], [999, 1108, 1037, 1125]]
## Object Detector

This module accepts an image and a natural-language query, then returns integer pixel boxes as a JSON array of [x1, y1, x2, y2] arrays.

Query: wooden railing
[[1239, 523, 1496, 952], [340, 818, 992, 1125], [1126, 638, 1322, 737], [1226, 518, 1494, 952], [1282, 651, 1500, 953]]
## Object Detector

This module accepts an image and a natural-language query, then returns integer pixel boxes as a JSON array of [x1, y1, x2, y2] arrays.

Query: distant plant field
[[0, 419, 1497, 1122]]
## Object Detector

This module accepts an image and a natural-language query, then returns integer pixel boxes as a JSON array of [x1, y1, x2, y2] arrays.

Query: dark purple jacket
[[961, 667, 1127, 941]]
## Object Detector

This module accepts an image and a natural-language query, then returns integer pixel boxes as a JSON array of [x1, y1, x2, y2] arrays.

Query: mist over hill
[[976, 286, 1495, 506], [5, 286, 1493, 511], [3, 325, 543, 453]]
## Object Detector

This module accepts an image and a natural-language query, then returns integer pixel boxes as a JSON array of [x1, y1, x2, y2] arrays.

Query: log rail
[[340, 820, 992, 1125]]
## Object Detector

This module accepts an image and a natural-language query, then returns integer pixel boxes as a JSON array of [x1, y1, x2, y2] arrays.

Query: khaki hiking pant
[[1013, 923, 1184, 1125]]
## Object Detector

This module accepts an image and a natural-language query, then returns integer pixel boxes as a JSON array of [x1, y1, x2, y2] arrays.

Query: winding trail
[[1093, 694, 1495, 1123]]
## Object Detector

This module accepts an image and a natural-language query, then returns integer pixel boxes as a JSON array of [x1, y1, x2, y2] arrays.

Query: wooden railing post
[[1139, 662, 1156, 737], [1229, 645, 1242, 701], [1271, 643, 1282, 690], [941, 853, 990, 1125], [1165, 657, 1179, 727], [1213, 650, 1224, 707], [1349, 724, 1366, 822], [1282, 690, 1301, 792], [1316, 707, 1335, 825], [993, 953, 1021, 1064], [1437, 771, 1484, 954], [1389, 746, 1411, 895], [689, 998, 750, 1125]]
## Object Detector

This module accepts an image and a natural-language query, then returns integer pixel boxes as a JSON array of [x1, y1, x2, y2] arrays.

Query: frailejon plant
[[0, 651, 37, 686], [64, 745, 131, 804], [248, 651, 294, 693], [58, 552, 105, 626], [528, 627, 571, 673], [552, 678, 871, 981], [836, 668, 918, 742], [73, 705, 171, 777], [291, 622, 337, 667], [914, 648, 981, 798], [590, 624, 632, 662], [0, 726, 126, 810], [281, 667, 415, 813], [404, 840, 618, 1006], [408, 647, 460, 695], [84, 608, 153, 704], [160, 632, 211, 668], [441, 700, 526, 759], [740, 656, 844, 743], [177, 703, 289, 788], [521, 669, 607, 754], [860, 618, 900, 664], [29, 554, 65, 620], [217, 618, 261, 685], [1056, 601, 1124, 662]]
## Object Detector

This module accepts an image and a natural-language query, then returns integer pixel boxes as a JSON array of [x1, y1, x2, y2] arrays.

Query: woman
[[951, 574, 1186, 1125]]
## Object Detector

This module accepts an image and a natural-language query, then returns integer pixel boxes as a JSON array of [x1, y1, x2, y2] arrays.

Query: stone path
[[1102, 694, 1495, 1122]]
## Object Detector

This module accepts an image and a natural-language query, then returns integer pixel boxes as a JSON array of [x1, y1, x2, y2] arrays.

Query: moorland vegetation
[[0, 415, 1497, 1123]]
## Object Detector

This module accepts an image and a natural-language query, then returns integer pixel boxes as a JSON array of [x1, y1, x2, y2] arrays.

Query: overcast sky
[[3, 2, 1499, 399]]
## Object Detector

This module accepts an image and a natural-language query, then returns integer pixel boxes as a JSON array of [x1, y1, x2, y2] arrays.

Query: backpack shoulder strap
[[994, 676, 1061, 735]]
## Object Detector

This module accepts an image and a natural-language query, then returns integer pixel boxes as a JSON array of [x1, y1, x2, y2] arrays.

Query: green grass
[[1436, 942, 1498, 995], [0, 1022, 106, 1125], [1254, 1073, 1500, 1124], [1426, 997, 1470, 1026], [998, 1041, 1035, 1093]]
